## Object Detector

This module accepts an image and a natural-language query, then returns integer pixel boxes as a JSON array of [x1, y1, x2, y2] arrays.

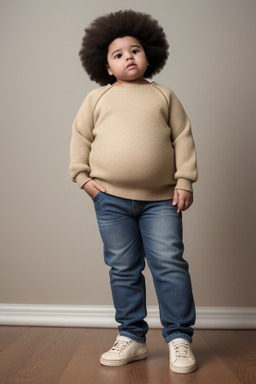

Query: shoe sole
[[100, 351, 148, 366], [170, 362, 197, 374]]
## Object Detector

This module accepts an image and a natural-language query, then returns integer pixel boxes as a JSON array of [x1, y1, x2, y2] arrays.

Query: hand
[[83, 180, 106, 199], [172, 189, 193, 213]]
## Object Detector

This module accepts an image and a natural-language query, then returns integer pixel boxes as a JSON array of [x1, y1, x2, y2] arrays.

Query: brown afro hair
[[79, 10, 169, 85]]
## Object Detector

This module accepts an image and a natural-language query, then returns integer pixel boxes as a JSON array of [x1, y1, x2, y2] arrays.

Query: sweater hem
[[94, 179, 175, 201]]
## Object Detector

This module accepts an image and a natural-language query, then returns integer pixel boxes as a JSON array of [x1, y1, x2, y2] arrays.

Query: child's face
[[106, 36, 149, 85]]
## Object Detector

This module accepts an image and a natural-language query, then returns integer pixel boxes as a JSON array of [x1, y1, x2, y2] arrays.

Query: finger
[[182, 201, 190, 211], [172, 190, 178, 206], [94, 182, 106, 192], [83, 180, 103, 198], [181, 199, 192, 212], [177, 199, 186, 213]]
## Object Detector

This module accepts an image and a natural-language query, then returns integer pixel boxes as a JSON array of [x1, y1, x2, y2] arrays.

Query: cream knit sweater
[[69, 82, 197, 201]]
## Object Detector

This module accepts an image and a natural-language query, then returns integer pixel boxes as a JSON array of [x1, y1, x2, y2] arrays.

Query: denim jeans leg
[[138, 199, 196, 343], [93, 192, 148, 343]]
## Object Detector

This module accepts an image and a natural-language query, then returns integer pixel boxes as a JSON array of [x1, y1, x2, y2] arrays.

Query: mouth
[[127, 63, 136, 69]]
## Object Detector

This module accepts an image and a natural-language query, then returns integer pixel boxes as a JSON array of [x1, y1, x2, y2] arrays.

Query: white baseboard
[[0, 304, 255, 329]]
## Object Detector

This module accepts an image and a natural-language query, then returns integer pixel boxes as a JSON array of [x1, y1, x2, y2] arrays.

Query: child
[[69, 10, 198, 374]]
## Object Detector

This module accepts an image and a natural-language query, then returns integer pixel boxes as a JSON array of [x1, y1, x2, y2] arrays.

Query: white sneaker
[[100, 335, 148, 366], [169, 338, 197, 374]]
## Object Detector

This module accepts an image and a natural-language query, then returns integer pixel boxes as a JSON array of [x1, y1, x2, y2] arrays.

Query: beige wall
[[1, 0, 256, 308]]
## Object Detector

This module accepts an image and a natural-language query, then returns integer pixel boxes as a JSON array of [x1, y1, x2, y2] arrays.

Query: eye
[[114, 53, 122, 59], [132, 49, 140, 54]]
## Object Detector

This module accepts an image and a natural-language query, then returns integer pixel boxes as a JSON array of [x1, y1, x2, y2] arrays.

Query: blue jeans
[[93, 192, 195, 344]]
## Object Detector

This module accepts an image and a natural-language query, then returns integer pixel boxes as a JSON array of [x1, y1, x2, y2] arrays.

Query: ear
[[106, 64, 113, 76]]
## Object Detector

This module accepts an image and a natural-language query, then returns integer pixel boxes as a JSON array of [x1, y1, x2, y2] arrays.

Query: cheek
[[139, 54, 149, 67]]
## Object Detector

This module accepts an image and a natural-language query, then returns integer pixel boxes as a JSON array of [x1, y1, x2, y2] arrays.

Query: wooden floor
[[0, 327, 256, 384]]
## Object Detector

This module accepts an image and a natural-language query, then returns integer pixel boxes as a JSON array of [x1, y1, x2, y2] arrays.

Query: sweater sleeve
[[169, 92, 198, 192], [69, 92, 95, 188]]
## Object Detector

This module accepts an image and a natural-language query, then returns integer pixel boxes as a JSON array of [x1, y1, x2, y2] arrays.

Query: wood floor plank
[[199, 330, 256, 384], [0, 326, 29, 352], [58, 329, 242, 384], [0, 327, 85, 384], [190, 331, 241, 384], [58, 328, 123, 384], [236, 330, 256, 348], [0, 326, 50, 383], [0, 327, 255, 384], [58, 328, 169, 384]]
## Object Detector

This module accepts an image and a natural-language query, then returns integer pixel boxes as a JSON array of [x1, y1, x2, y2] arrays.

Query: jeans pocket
[[93, 191, 105, 204]]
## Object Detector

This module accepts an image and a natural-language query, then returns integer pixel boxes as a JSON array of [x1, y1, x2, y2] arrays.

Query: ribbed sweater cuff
[[76, 173, 92, 189], [175, 178, 193, 192]]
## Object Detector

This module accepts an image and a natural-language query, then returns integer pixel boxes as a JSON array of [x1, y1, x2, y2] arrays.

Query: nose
[[126, 52, 133, 61]]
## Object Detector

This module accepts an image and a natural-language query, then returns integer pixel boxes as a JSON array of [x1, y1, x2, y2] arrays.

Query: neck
[[112, 79, 150, 87]]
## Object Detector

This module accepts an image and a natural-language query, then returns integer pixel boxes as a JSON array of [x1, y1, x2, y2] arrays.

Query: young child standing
[[70, 10, 198, 374]]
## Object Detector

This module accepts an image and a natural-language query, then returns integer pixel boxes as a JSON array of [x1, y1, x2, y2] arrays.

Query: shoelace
[[172, 341, 189, 358], [111, 338, 132, 353]]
